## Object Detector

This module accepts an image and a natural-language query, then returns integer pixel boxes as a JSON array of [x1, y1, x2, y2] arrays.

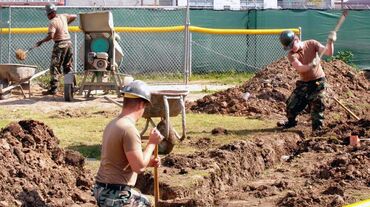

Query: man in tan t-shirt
[[277, 30, 336, 133], [36, 3, 76, 95], [93, 80, 163, 207]]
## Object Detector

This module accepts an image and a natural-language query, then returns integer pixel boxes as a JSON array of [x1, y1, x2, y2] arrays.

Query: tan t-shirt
[[95, 116, 142, 186], [48, 14, 72, 41], [288, 40, 325, 82]]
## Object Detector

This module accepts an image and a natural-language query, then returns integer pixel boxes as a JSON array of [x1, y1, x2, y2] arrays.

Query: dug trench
[[2, 119, 368, 206], [136, 119, 370, 207]]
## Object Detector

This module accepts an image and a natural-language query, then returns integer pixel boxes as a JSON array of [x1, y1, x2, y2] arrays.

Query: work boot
[[311, 126, 325, 137], [277, 120, 297, 129], [42, 89, 57, 95]]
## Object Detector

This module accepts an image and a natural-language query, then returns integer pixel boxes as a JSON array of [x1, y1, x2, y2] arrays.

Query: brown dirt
[[135, 118, 370, 207], [189, 58, 369, 121], [0, 120, 95, 207], [1, 58, 369, 207], [140, 58, 370, 206]]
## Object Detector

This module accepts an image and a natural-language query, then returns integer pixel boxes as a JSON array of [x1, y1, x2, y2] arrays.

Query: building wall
[[65, 0, 169, 6]]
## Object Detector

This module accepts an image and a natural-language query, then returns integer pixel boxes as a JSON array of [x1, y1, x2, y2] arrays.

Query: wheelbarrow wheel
[[156, 120, 177, 155], [0, 91, 10, 100], [0, 80, 10, 100], [64, 83, 74, 102]]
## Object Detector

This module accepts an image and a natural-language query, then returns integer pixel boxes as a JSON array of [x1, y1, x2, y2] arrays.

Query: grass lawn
[[0, 107, 275, 172]]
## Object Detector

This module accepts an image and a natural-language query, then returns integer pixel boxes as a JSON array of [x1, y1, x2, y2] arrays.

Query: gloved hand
[[309, 53, 321, 69], [328, 31, 337, 42]]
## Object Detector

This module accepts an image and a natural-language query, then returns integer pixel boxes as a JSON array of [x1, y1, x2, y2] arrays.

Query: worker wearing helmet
[[277, 30, 336, 134], [93, 80, 162, 207], [36, 3, 77, 95]]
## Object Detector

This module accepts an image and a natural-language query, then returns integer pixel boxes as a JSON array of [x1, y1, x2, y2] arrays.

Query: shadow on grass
[[67, 144, 101, 159]]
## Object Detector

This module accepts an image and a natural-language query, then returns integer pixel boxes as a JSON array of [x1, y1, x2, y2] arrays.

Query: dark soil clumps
[[0, 120, 95, 207]]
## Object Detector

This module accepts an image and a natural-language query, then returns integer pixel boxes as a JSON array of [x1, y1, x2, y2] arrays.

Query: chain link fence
[[191, 33, 286, 74], [0, 6, 291, 84]]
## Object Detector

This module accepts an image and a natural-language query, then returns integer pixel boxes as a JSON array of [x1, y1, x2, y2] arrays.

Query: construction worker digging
[[277, 30, 336, 134], [36, 3, 77, 95], [93, 80, 163, 207]]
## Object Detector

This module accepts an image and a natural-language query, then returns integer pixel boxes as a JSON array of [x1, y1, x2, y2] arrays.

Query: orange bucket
[[349, 135, 360, 147]]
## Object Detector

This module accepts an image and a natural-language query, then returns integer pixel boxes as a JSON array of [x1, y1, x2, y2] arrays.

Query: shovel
[[15, 45, 38, 61]]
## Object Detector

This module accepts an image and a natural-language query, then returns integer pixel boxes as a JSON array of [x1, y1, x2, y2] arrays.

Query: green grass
[[0, 107, 274, 172], [33, 71, 255, 87]]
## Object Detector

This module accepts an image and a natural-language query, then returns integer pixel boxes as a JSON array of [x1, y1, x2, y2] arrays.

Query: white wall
[[65, 0, 168, 6]]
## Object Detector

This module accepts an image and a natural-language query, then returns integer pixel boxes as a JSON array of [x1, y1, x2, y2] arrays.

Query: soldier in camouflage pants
[[48, 40, 73, 93], [36, 4, 76, 95], [278, 29, 336, 133], [93, 185, 151, 207], [285, 77, 326, 131]]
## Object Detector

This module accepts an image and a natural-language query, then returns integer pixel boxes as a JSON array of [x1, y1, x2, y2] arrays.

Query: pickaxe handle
[[319, 10, 349, 59]]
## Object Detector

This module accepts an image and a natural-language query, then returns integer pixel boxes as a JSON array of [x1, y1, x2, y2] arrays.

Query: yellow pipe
[[189, 26, 300, 35], [115, 26, 184, 33], [0, 25, 299, 35], [343, 199, 370, 207]]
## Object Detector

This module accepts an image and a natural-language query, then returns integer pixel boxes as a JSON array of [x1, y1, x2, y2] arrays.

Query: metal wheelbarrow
[[141, 90, 189, 154], [0, 64, 37, 99]]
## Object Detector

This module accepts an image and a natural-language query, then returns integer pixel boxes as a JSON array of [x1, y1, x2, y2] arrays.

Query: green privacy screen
[[250, 9, 370, 70], [190, 9, 370, 70], [1, 8, 369, 74]]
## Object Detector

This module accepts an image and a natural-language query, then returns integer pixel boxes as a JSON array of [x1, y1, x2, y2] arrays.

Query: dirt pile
[[277, 137, 370, 207], [0, 120, 95, 207], [189, 58, 369, 119]]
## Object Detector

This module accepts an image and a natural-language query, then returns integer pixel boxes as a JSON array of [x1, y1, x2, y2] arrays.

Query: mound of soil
[[189, 58, 369, 120], [0, 120, 95, 207]]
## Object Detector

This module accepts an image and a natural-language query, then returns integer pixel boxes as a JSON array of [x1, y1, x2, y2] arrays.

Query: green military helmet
[[45, 3, 57, 15], [120, 80, 151, 103], [279, 30, 296, 51]]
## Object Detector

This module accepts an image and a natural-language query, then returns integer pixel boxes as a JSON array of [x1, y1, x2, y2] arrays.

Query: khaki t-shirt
[[48, 14, 72, 41], [288, 40, 325, 82], [95, 116, 142, 186]]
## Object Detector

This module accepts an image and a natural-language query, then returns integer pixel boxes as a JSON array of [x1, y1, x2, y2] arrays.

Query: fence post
[[74, 32, 77, 72], [183, 1, 190, 84], [0, 7, 2, 63], [8, 7, 12, 63]]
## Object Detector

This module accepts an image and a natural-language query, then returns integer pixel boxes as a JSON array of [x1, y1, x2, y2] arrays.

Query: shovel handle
[[332, 97, 360, 121], [154, 145, 159, 207], [25, 45, 38, 53]]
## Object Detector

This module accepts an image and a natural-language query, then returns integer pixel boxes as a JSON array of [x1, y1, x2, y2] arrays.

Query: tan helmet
[[120, 80, 151, 103], [45, 3, 57, 15]]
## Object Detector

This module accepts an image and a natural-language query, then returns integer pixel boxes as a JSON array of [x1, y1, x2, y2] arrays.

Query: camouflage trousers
[[49, 40, 73, 91], [286, 77, 326, 131], [93, 184, 151, 207]]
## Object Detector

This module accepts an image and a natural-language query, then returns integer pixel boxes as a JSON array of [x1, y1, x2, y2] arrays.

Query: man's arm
[[36, 33, 54, 47], [67, 14, 77, 24], [291, 58, 313, 73], [126, 128, 162, 174]]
